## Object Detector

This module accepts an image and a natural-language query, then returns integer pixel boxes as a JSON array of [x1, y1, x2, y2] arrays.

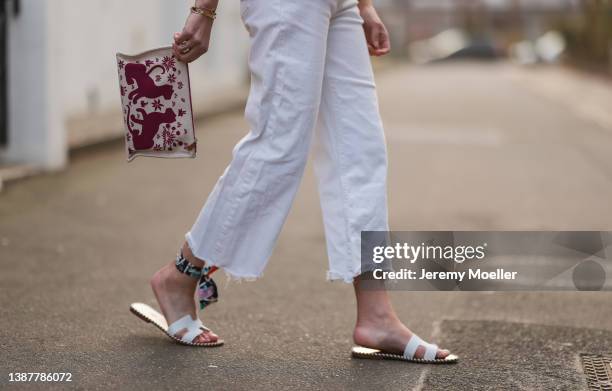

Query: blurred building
[[0, 0, 249, 171], [377, 0, 582, 55]]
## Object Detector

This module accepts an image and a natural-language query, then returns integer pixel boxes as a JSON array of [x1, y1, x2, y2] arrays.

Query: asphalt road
[[1, 62, 612, 390]]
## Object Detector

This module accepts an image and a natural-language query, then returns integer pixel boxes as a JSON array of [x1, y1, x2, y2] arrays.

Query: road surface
[[1, 62, 612, 390]]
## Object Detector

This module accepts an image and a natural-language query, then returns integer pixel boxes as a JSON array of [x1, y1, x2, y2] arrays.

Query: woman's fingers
[[174, 46, 193, 63], [177, 40, 195, 54], [360, 5, 391, 57], [173, 32, 188, 61], [372, 25, 382, 50], [172, 42, 187, 61], [379, 25, 391, 52], [368, 43, 376, 56], [372, 38, 390, 56], [172, 13, 213, 63], [182, 46, 206, 63], [174, 30, 193, 45], [176, 37, 194, 51], [173, 31, 207, 63], [369, 24, 390, 56], [173, 43, 196, 63], [175, 43, 208, 64], [173, 31, 195, 58]]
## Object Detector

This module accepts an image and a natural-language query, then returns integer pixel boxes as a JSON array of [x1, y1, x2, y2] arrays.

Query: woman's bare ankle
[[152, 262, 196, 289], [149, 243, 206, 294]]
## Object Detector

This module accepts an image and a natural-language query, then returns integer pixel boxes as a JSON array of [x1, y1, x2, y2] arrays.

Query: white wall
[[2, 0, 65, 169], [1, 0, 249, 169]]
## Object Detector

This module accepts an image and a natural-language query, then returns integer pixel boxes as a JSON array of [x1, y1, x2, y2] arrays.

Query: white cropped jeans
[[185, 0, 389, 282]]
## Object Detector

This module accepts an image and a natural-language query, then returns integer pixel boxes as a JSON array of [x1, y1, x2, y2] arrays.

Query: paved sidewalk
[[1, 62, 612, 390], [508, 65, 612, 132]]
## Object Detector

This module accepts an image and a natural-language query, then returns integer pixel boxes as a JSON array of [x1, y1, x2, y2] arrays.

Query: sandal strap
[[168, 315, 210, 343], [168, 314, 198, 336], [403, 334, 438, 361], [182, 324, 206, 344], [175, 250, 203, 279], [195, 318, 210, 332]]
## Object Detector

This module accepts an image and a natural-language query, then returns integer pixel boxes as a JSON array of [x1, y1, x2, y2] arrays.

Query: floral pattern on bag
[[116, 47, 197, 161]]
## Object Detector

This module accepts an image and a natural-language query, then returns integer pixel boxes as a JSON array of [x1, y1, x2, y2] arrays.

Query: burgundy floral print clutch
[[116, 47, 197, 161]]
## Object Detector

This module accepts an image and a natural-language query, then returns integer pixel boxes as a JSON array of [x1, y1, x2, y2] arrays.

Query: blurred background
[[378, 0, 604, 66], [1, 1, 612, 389], [0, 0, 611, 177]]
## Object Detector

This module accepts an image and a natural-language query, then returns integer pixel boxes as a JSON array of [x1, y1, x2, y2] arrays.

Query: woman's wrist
[[358, 0, 374, 11], [194, 0, 219, 10]]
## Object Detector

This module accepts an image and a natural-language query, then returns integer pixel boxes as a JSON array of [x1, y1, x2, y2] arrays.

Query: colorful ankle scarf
[[175, 250, 219, 310]]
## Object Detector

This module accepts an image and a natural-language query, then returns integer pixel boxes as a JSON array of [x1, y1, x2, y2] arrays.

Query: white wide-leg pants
[[185, 0, 389, 282]]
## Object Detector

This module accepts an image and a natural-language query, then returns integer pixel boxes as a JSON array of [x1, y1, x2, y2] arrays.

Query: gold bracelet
[[191, 6, 216, 20]]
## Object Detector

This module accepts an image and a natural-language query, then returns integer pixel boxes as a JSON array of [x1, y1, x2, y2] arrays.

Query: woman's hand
[[173, 1, 218, 63], [359, 3, 391, 57]]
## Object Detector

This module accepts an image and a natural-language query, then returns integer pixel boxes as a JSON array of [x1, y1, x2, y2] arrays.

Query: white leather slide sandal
[[351, 334, 458, 364], [130, 302, 224, 347]]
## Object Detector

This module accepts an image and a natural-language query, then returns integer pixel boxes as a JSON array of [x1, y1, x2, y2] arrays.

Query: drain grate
[[581, 354, 612, 391]]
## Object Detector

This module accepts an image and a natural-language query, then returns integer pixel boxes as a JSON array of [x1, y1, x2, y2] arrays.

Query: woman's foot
[[353, 313, 450, 360], [353, 276, 449, 359], [150, 262, 219, 344]]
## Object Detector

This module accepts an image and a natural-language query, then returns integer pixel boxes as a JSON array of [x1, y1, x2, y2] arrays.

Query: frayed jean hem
[[185, 232, 262, 282]]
